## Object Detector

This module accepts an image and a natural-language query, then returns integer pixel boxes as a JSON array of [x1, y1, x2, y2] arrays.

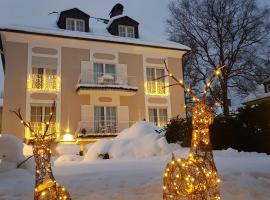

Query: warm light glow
[[144, 82, 169, 96], [215, 69, 221, 76], [27, 74, 61, 92], [25, 122, 60, 140], [62, 133, 75, 142], [163, 103, 220, 200]]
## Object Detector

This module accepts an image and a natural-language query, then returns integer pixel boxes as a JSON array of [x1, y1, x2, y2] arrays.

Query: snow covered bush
[[54, 144, 82, 165], [0, 134, 34, 172], [84, 121, 179, 161], [56, 144, 80, 156]]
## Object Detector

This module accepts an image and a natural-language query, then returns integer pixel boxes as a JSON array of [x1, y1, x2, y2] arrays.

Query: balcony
[[76, 120, 129, 138], [27, 74, 61, 93], [145, 81, 169, 96], [25, 122, 60, 139], [76, 73, 138, 96]]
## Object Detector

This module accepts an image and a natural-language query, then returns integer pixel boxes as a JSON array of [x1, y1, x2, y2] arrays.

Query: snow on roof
[[241, 84, 270, 104], [0, 1, 190, 51], [106, 15, 138, 28]]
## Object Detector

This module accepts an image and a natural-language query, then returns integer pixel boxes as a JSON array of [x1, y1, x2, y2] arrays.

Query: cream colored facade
[[0, 31, 187, 141]]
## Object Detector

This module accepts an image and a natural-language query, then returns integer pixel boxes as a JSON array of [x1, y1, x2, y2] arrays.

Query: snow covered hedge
[[84, 122, 179, 161]]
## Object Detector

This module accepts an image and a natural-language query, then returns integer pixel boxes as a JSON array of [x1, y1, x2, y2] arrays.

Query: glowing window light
[[27, 74, 61, 92], [144, 82, 169, 96], [25, 122, 60, 140]]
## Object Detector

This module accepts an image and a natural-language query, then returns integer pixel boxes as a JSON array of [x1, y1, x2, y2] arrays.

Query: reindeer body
[[33, 137, 71, 200], [163, 102, 220, 200]]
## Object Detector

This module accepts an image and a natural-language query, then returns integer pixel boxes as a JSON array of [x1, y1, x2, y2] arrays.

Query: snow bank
[[55, 144, 82, 165], [56, 144, 80, 156], [85, 122, 179, 161], [0, 134, 34, 173]]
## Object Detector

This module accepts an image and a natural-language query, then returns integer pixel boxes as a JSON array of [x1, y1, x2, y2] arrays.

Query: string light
[[11, 102, 71, 200], [162, 64, 224, 200]]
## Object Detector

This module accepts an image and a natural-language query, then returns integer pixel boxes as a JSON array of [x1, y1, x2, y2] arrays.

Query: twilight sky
[[0, 0, 269, 103]]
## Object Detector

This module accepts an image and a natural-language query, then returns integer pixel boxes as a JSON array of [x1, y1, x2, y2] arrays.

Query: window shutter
[[117, 106, 129, 132], [81, 105, 93, 122], [117, 64, 127, 85], [80, 61, 92, 83]]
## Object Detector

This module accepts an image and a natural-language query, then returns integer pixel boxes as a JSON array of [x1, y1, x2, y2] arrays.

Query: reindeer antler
[[202, 65, 225, 102], [154, 60, 200, 102], [10, 100, 57, 139]]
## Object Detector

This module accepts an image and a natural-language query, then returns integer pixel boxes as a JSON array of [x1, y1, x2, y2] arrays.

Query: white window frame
[[146, 67, 166, 95], [94, 106, 118, 133], [148, 107, 168, 127], [30, 104, 56, 123], [66, 18, 85, 32], [93, 63, 116, 84], [118, 25, 135, 38]]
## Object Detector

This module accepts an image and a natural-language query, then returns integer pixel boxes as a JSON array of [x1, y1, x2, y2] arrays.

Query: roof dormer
[[107, 4, 139, 39], [57, 8, 90, 32]]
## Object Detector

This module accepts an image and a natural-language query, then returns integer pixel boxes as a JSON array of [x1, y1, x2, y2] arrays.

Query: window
[[66, 18, 85, 32], [148, 108, 168, 127], [29, 105, 57, 137], [118, 25, 135, 38], [31, 105, 56, 123], [94, 106, 117, 133], [31, 68, 57, 91], [146, 67, 166, 95], [93, 63, 116, 84]]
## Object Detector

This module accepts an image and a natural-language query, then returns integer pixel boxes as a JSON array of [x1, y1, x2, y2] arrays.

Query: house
[[242, 78, 270, 105], [0, 3, 189, 143]]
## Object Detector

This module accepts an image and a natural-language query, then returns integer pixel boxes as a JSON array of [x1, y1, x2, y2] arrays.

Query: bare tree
[[167, 0, 270, 116]]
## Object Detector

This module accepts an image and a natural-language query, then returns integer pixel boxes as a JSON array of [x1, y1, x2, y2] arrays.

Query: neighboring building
[[242, 78, 270, 105], [0, 4, 189, 143]]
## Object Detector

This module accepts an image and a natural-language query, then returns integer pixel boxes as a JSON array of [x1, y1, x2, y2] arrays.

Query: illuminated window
[[31, 105, 56, 123], [66, 18, 85, 32], [118, 25, 135, 38], [149, 108, 168, 127], [146, 67, 166, 95], [27, 105, 58, 139], [28, 67, 60, 92]]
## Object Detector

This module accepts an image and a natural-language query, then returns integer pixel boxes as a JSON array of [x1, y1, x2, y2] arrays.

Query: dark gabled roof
[[107, 15, 139, 28], [59, 8, 90, 18]]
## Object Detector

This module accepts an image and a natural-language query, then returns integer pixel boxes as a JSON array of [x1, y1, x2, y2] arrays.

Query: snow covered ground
[[0, 123, 270, 200], [0, 149, 269, 200]]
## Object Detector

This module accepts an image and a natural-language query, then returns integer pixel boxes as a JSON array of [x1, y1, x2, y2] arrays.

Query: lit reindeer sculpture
[[11, 102, 71, 200], [159, 61, 225, 200]]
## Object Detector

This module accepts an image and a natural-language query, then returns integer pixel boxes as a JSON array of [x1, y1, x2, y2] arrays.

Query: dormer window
[[66, 18, 85, 32], [118, 25, 135, 38], [57, 8, 90, 32]]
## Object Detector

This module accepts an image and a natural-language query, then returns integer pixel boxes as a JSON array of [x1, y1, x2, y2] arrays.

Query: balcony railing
[[25, 122, 60, 139], [77, 72, 138, 90], [27, 74, 60, 92], [76, 120, 130, 137], [150, 121, 169, 127], [145, 81, 169, 96]]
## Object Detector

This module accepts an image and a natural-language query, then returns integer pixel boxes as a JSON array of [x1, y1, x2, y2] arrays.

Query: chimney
[[109, 3, 124, 18]]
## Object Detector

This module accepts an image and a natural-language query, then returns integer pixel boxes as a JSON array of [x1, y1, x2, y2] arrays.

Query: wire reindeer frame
[[158, 61, 225, 200], [11, 101, 71, 200]]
